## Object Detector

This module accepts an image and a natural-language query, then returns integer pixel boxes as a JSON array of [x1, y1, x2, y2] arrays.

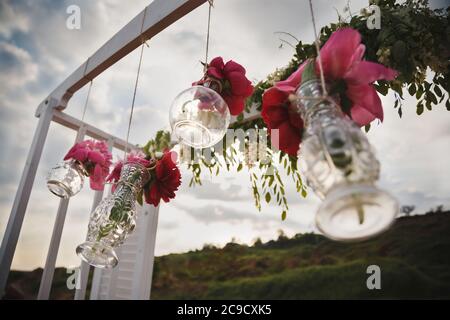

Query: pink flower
[[194, 57, 254, 115], [126, 152, 151, 168], [262, 28, 398, 156], [276, 28, 398, 126], [106, 152, 151, 192], [64, 140, 112, 191]]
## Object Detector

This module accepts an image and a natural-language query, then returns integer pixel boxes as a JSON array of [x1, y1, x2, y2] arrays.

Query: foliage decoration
[[148, 0, 449, 220]]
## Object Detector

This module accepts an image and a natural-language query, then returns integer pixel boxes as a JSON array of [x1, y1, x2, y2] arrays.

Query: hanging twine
[[123, 6, 151, 160], [308, 0, 328, 96], [203, 0, 214, 72], [288, 0, 334, 109], [81, 80, 93, 122], [124, 40, 146, 159]]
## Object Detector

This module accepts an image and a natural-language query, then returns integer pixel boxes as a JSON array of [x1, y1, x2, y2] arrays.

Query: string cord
[[308, 0, 328, 96], [124, 41, 146, 159], [123, 7, 149, 159], [81, 80, 93, 122], [204, 0, 213, 71]]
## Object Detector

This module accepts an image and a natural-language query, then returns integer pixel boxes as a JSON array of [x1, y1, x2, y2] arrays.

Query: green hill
[[3, 209, 450, 299]]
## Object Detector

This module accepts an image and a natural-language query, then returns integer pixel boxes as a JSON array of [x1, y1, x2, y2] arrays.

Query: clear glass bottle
[[47, 160, 86, 198], [76, 162, 149, 268], [296, 79, 398, 241], [169, 83, 230, 149]]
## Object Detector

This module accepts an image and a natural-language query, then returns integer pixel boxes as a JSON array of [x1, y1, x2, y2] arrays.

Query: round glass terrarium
[[169, 85, 230, 149], [76, 162, 149, 268], [47, 160, 86, 198], [296, 79, 398, 241]]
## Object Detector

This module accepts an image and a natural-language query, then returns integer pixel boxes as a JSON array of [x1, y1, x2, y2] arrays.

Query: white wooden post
[[89, 205, 160, 300], [37, 127, 87, 300], [0, 99, 56, 297]]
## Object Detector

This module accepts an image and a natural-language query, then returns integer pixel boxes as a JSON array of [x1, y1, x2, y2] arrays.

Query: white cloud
[[0, 1, 30, 38], [0, 42, 38, 95]]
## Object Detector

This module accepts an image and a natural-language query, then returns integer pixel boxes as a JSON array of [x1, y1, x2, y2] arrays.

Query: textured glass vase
[[169, 84, 230, 149], [47, 160, 85, 198], [76, 162, 149, 268], [296, 79, 398, 241]]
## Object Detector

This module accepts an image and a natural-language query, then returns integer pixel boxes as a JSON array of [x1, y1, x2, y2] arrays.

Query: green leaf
[[416, 103, 424, 115], [237, 163, 243, 172], [268, 175, 274, 187], [427, 91, 438, 105], [137, 190, 143, 206], [301, 188, 307, 198], [281, 211, 287, 221], [408, 84, 416, 96], [446, 99, 450, 111], [416, 86, 424, 99], [265, 192, 271, 203], [398, 106, 403, 118], [364, 124, 371, 133], [434, 85, 442, 97]]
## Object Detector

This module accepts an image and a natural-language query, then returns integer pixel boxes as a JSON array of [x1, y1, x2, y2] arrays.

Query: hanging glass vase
[[169, 79, 230, 149], [76, 162, 149, 268], [47, 160, 86, 198], [295, 79, 398, 241]]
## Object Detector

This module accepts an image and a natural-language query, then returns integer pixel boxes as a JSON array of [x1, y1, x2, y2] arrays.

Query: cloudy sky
[[0, 0, 449, 270]]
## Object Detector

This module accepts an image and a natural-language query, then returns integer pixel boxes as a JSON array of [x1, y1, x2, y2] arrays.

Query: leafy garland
[[147, 0, 449, 219]]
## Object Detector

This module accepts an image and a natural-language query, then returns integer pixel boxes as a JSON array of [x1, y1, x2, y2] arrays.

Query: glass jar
[[169, 85, 230, 149], [76, 162, 149, 268], [296, 79, 398, 241], [47, 160, 86, 198]]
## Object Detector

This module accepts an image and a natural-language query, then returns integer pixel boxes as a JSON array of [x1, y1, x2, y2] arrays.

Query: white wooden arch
[[0, 0, 208, 300]]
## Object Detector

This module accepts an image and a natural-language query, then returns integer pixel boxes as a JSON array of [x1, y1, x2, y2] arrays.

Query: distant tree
[[401, 205, 416, 216], [277, 229, 288, 241], [252, 237, 263, 247], [202, 243, 217, 251]]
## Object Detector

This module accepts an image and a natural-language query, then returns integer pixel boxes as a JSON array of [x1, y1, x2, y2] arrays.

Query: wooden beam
[[38, 0, 207, 115]]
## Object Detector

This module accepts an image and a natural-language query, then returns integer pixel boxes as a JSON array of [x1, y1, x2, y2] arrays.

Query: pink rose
[[64, 139, 112, 191]]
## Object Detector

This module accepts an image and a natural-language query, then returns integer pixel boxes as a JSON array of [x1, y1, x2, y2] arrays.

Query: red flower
[[261, 87, 303, 156], [64, 140, 112, 191], [194, 57, 254, 115], [144, 151, 181, 207], [262, 28, 398, 156]]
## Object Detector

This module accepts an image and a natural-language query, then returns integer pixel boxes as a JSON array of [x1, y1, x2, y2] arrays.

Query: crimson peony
[[144, 151, 182, 206]]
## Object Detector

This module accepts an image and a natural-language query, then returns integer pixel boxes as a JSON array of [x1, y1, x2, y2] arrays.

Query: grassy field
[[4, 209, 450, 299], [151, 210, 450, 299]]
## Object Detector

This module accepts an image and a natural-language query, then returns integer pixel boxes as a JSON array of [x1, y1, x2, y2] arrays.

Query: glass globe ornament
[[296, 79, 398, 241], [169, 85, 230, 149], [47, 160, 86, 198]]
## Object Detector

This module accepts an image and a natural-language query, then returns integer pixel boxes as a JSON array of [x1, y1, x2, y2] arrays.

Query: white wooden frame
[[0, 0, 207, 299]]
